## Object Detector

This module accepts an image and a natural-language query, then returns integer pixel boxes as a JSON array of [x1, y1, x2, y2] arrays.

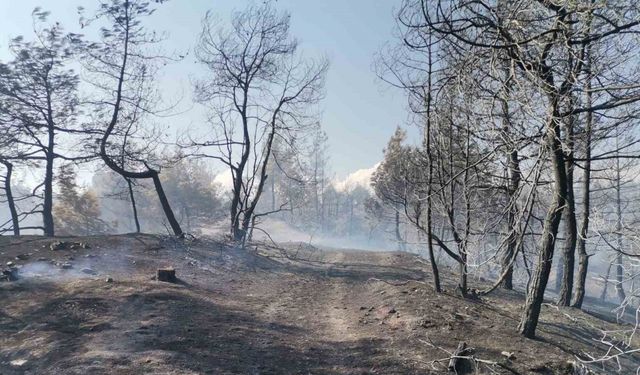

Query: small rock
[[420, 319, 435, 328], [50, 241, 65, 251], [6, 261, 14, 267], [1, 267, 19, 282], [501, 351, 516, 360], [37, 257, 48, 262], [15, 254, 28, 260], [105, 277, 114, 283], [10, 359, 27, 367], [60, 263, 73, 269]]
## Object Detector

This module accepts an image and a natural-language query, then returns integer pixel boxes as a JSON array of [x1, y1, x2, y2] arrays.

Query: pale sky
[[0, 0, 410, 179]]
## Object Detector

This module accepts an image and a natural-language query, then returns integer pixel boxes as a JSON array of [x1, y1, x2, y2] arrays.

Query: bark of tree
[[239, 124, 278, 240], [572, 73, 593, 308], [42, 100, 57, 237], [558, 100, 577, 306], [501, 148, 520, 290], [497, 0, 520, 292], [519, 104, 568, 339], [126, 178, 141, 233], [425, 33, 441, 293], [1, 160, 20, 235]]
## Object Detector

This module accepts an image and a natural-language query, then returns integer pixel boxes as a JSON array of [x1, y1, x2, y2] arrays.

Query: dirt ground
[[1, 234, 639, 374]]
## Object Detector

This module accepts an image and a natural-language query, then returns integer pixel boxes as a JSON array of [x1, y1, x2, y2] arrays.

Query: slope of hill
[[0, 234, 638, 374]]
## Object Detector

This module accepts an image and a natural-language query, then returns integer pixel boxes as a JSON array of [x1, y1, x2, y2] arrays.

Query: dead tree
[[79, 0, 183, 236], [0, 159, 19, 235], [402, 0, 640, 338], [572, 53, 594, 308], [192, 3, 327, 243]]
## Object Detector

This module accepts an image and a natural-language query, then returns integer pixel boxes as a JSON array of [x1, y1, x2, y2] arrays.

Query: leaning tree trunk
[[150, 173, 182, 236], [519, 107, 568, 339], [126, 178, 141, 233], [97, 8, 183, 238], [1, 160, 20, 235]]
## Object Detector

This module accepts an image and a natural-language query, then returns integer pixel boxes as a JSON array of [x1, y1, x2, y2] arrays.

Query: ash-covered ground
[[1, 234, 639, 374]]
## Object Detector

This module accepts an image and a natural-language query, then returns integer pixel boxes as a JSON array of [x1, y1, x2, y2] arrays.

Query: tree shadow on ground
[[0, 280, 433, 375]]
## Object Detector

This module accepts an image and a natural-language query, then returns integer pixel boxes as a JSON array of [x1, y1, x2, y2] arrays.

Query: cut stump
[[157, 268, 177, 283], [448, 341, 469, 372]]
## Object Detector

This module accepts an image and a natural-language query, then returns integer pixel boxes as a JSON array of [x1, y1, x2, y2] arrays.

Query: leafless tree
[[192, 2, 327, 243], [78, 0, 183, 237]]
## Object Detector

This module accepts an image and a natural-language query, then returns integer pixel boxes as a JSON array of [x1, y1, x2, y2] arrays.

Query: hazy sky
[[0, 0, 410, 179]]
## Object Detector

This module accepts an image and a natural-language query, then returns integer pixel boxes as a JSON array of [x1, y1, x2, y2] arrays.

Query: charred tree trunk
[[126, 178, 141, 233], [151, 173, 182, 237], [615, 252, 626, 302], [572, 82, 593, 308], [239, 122, 277, 242], [501, 149, 520, 290], [1, 160, 20, 235], [497, 2, 520, 291], [558, 104, 577, 306], [424, 33, 441, 293], [43, 142, 55, 237], [519, 106, 568, 339]]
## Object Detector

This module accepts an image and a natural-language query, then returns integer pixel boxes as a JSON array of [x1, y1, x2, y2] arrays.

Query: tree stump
[[448, 341, 468, 372], [157, 268, 176, 283]]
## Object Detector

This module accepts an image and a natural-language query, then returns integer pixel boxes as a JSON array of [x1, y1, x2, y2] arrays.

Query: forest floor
[[1, 234, 639, 374]]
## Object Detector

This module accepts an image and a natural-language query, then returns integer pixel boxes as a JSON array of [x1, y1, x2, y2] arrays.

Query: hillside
[[1, 234, 638, 374]]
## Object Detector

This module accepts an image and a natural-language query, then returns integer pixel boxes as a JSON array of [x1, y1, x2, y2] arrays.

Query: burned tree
[[79, 0, 183, 237], [192, 3, 327, 243], [387, 0, 640, 338], [0, 9, 82, 236]]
